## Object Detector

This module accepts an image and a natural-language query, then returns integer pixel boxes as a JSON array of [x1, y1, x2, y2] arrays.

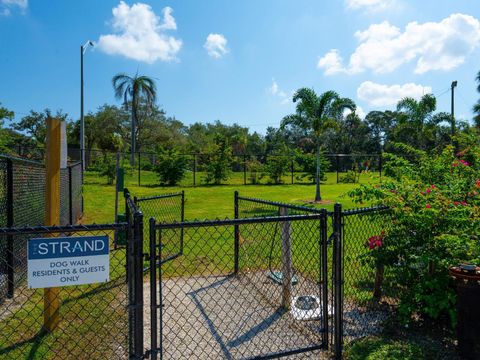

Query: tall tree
[[396, 94, 450, 150], [12, 109, 68, 145], [281, 88, 355, 201], [474, 71, 480, 128], [0, 103, 14, 152], [112, 73, 157, 165]]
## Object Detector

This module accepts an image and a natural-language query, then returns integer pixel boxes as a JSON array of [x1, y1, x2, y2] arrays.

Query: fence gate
[[144, 210, 337, 359]]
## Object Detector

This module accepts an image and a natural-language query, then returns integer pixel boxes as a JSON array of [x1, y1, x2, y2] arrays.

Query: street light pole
[[451, 80, 457, 139], [80, 41, 93, 174]]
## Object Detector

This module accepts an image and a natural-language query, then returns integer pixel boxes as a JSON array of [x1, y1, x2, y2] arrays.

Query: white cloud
[[345, 0, 396, 13], [318, 14, 480, 75], [344, 106, 366, 119], [357, 81, 432, 107], [97, 1, 182, 63], [204, 33, 229, 58], [268, 79, 291, 105], [159, 7, 176, 30], [1, 0, 27, 16], [317, 50, 345, 75]]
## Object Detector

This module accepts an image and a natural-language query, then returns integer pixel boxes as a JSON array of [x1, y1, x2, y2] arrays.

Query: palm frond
[[281, 114, 310, 130]]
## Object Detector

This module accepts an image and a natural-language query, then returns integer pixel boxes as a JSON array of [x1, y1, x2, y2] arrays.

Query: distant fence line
[[82, 149, 384, 187], [10, 145, 385, 186], [0, 155, 83, 299]]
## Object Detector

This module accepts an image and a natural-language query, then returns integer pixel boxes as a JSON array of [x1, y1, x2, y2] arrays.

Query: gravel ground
[[144, 271, 331, 359], [143, 271, 389, 359]]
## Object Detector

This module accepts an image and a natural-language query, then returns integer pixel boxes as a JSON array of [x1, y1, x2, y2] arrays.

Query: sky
[[1, 0, 479, 134]]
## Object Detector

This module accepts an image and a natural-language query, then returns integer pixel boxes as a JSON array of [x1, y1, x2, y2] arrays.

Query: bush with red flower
[[349, 143, 480, 325]]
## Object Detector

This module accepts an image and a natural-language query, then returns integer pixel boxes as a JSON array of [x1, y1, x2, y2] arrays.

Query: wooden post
[[44, 117, 61, 332], [280, 207, 292, 309]]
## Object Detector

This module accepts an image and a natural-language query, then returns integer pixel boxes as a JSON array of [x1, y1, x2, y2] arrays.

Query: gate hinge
[[327, 232, 337, 245]]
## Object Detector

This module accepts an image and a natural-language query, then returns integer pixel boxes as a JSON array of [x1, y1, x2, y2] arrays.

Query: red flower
[[475, 179, 480, 188], [426, 204, 431, 209], [454, 201, 460, 206], [420, 191, 425, 195], [452, 161, 459, 167], [367, 233, 385, 250], [431, 184, 436, 189], [461, 201, 467, 206], [460, 160, 470, 166], [426, 188, 431, 194]]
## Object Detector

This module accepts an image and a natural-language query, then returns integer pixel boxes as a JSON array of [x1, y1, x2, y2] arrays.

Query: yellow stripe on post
[[44, 117, 61, 332]]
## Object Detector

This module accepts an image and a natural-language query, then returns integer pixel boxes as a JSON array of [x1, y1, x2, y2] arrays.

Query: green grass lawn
[[83, 170, 380, 223]]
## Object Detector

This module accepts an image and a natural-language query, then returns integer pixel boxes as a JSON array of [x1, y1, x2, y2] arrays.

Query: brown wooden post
[[280, 207, 292, 309], [44, 117, 61, 332]]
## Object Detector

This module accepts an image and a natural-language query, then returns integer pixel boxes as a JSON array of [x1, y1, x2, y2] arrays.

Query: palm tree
[[474, 71, 480, 128], [281, 88, 355, 202], [112, 73, 157, 165], [396, 94, 450, 149]]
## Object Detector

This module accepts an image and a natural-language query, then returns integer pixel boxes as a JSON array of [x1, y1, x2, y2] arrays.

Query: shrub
[[295, 151, 329, 183], [246, 157, 264, 184], [154, 149, 188, 186], [98, 154, 116, 185], [348, 144, 480, 325], [204, 136, 233, 185], [339, 170, 359, 183], [264, 149, 290, 184]]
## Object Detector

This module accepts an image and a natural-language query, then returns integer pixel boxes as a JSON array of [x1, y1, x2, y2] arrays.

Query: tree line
[[0, 71, 479, 188]]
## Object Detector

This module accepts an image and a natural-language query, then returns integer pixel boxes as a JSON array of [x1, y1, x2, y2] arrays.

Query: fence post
[[125, 190, 131, 285], [193, 154, 196, 187], [138, 152, 141, 187], [321, 209, 328, 349], [379, 153, 382, 183], [133, 210, 144, 358], [280, 207, 292, 309], [243, 154, 247, 186], [68, 165, 73, 225], [336, 155, 340, 184], [234, 191, 239, 275], [44, 117, 62, 332], [180, 191, 185, 255], [149, 218, 158, 360], [333, 203, 343, 359], [291, 159, 294, 184], [6, 158, 14, 299]]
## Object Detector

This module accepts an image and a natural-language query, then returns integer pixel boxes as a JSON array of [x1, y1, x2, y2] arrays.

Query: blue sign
[[29, 236, 109, 259], [28, 235, 110, 289]]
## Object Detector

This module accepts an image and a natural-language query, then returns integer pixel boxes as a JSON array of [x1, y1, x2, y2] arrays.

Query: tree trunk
[[373, 263, 384, 300], [315, 141, 321, 202], [131, 93, 136, 166]]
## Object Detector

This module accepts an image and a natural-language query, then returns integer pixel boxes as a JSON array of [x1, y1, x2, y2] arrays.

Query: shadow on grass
[[0, 329, 48, 359]]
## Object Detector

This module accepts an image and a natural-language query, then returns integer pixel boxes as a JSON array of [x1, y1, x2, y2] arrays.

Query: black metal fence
[[79, 149, 383, 187], [0, 156, 84, 301], [0, 223, 130, 359], [148, 213, 331, 359], [235, 194, 396, 357]]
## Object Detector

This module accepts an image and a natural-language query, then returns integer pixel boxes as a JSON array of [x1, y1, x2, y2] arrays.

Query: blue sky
[[1, 0, 479, 134]]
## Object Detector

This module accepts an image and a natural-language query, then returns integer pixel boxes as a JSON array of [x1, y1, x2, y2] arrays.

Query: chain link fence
[[0, 223, 129, 359], [0, 156, 84, 302], [235, 194, 397, 356], [149, 213, 329, 359]]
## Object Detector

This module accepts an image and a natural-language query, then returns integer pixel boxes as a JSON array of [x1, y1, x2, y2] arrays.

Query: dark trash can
[[449, 264, 480, 359]]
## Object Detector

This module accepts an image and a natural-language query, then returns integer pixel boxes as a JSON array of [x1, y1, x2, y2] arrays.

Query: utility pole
[[451, 80, 457, 139], [80, 41, 94, 174]]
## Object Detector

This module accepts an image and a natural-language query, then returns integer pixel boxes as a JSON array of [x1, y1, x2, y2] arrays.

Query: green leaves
[[349, 143, 480, 325]]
